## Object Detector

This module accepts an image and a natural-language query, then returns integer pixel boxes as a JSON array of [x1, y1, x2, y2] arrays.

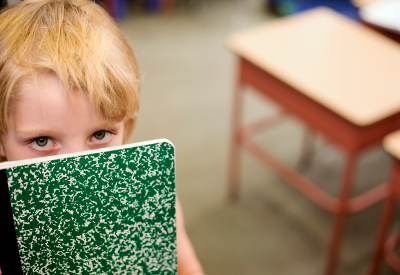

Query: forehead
[[9, 73, 114, 132], [12, 73, 89, 116]]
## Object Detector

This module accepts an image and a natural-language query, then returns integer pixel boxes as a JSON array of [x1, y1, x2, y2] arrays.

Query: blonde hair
[[0, 0, 140, 142]]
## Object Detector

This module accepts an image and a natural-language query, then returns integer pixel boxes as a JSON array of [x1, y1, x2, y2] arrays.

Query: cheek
[[0, 133, 13, 159], [112, 131, 125, 146], [114, 123, 125, 146], [0, 136, 30, 161]]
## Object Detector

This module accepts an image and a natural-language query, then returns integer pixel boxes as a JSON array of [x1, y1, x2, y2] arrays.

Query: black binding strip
[[0, 169, 23, 275]]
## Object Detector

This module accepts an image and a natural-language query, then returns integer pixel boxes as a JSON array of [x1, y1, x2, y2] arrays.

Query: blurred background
[[117, 0, 400, 274], [2, 0, 397, 273]]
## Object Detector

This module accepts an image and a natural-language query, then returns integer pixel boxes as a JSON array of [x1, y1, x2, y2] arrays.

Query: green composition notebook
[[0, 139, 177, 275]]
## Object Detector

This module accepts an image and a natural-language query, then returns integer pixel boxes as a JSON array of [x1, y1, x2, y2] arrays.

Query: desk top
[[384, 130, 400, 159], [227, 8, 400, 126]]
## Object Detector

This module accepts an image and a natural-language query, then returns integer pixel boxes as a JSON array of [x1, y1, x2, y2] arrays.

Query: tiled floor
[[121, 1, 399, 274]]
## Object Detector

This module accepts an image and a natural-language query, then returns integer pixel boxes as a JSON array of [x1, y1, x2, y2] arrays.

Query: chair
[[370, 130, 400, 274]]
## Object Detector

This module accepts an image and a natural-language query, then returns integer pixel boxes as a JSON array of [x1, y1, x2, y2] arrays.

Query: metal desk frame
[[227, 57, 400, 275]]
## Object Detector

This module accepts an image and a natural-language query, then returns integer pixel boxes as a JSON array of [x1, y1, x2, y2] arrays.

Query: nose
[[61, 142, 90, 155]]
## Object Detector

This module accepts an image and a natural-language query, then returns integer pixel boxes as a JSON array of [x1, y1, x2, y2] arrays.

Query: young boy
[[0, 0, 204, 274]]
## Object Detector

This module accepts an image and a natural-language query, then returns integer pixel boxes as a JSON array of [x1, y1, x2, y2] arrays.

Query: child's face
[[0, 73, 125, 161]]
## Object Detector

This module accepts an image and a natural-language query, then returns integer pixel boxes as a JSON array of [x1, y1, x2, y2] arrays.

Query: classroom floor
[[121, 1, 399, 274]]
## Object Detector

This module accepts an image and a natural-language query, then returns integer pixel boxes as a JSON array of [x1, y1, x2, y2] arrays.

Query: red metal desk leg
[[227, 81, 244, 201], [297, 128, 315, 168], [325, 153, 358, 275], [370, 161, 400, 275]]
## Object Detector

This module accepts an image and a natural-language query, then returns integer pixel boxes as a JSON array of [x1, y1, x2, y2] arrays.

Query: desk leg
[[369, 195, 395, 275], [325, 153, 358, 275], [227, 82, 244, 201], [369, 161, 400, 275], [297, 128, 315, 169]]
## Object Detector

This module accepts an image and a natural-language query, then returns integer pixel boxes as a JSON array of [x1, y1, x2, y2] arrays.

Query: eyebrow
[[94, 121, 120, 130], [14, 129, 57, 136], [14, 121, 121, 136]]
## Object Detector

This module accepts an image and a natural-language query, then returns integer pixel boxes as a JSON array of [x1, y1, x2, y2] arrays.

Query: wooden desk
[[227, 7, 400, 275], [370, 130, 400, 274]]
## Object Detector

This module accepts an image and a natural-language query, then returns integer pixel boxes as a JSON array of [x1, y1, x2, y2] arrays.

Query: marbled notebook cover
[[0, 139, 177, 275]]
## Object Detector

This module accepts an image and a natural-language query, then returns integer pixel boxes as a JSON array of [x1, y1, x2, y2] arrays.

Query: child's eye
[[31, 137, 54, 150], [91, 130, 111, 142]]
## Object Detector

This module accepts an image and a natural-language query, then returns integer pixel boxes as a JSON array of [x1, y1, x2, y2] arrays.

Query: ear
[[0, 141, 6, 158]]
